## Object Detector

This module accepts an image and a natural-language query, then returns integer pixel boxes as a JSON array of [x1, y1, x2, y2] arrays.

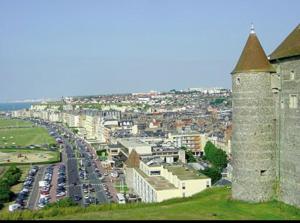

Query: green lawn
[[0, 127, 55, 147], [1, 187, 300, 220], [0, 119, 33, 128]]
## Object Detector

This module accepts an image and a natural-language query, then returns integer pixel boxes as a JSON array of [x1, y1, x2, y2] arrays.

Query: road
[[24, 119, 110, 208], [63, 141, 83, 206]]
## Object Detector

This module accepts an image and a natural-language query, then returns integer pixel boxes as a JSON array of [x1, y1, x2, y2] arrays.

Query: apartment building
[[125, 152, 211, 203], [167, 132, 202, 156]]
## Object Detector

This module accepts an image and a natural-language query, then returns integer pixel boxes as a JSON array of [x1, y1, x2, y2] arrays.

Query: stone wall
[[272, 57, 300, 208], [231, 72, 276, 202]]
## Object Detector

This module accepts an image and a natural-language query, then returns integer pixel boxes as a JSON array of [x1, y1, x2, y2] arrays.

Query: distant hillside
[[1, 187, 300, 220]]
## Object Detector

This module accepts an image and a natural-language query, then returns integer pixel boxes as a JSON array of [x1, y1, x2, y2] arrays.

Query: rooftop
[[164, 165, 209, 180], [231, 26, 275, 74], [118, 138, 150, 148], [134, 168, 177, 191], [269, 24, 300, 61]]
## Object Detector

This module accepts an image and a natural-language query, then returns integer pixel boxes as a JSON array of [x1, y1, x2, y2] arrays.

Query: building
[[231, 24, 300, 207], [118, 138, 152, 156], [124, 151, 211, 203], [167, 132, 202, 156]]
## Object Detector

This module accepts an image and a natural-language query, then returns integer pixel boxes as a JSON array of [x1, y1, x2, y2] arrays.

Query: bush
[[44, 197, 77, 209], [96, 149, 107, 156]]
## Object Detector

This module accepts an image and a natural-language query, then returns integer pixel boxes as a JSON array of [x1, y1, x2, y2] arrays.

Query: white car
[[56, 191, 66, 197], [8, 203, 21, 212], [40, 194, 50, 199]]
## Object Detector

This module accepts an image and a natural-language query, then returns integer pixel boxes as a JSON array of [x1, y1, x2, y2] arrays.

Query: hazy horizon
[[1, 0, 299, 101]]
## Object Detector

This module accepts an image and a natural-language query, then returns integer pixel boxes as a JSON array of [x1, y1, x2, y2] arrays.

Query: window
[[206, 181, 210, 188], [182, 182, 186, 190], [290, 71, 295, 80], [236, 77, 241, 85], [281, 100, 285, 109], [289, 94, 298, 109], [150, 171, 161, 176], [260, 170, 267, 176]]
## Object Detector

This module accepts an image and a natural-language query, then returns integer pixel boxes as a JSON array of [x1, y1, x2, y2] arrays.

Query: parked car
[[74, 195, 82, 201]]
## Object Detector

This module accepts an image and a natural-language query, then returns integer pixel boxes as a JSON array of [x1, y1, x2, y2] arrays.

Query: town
[[1, 87, 232, 211]]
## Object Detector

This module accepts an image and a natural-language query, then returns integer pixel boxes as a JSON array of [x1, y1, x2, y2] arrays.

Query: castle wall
[[272, 57, 300, 208], [231, 72, 276, 202]]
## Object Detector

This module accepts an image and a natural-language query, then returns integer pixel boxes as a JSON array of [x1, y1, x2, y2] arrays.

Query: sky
[[0, 0, 299, 101]]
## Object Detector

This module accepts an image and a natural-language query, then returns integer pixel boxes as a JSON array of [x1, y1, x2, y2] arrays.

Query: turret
[[231, 24, 277, 202]]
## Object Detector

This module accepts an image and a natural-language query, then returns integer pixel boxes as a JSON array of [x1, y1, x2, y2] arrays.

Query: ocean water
[[0, 103, 32, 111]]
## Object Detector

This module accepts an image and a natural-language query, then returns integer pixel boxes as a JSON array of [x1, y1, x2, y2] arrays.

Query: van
[[116, 193, 126, 204]]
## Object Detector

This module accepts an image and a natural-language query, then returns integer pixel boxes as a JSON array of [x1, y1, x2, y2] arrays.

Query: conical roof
[[125, 149, 140, 168], [269, 24, 300, 61], [231, 27, 275, 74]]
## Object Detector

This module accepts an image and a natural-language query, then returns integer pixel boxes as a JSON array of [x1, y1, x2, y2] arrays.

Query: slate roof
[[232, 29, 275, 74], [269, 24, 300, 61]]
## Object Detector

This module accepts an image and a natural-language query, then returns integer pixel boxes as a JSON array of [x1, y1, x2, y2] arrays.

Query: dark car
[[89, 187, 95, 192], [74, 195, 82, 201]]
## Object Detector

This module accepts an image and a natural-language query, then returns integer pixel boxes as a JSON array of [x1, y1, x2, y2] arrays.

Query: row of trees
[[200, 141, 228, 184], [0, 166, 22, 208]]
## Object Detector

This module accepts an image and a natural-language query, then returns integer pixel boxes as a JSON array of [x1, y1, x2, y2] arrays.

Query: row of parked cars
[[9, 166, 39, 212], [56, 164, 67, 198], [78, 166, 88, 180], [102, 183, 113, 200], [82, 183, 98, 206], [38, 165, 53, 208]]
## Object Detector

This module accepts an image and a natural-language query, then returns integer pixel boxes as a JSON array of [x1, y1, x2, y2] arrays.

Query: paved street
[[24, 120, 113, 210], [76, 140, 109, 204], [64, 140, 83, 205]]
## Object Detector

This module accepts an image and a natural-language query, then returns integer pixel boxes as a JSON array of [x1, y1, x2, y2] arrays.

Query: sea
[[0, 102, 32, 112]]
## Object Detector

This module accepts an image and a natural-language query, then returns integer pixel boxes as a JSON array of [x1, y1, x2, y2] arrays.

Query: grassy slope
[[1, 187, 300, 220], [50, 188, 300, 220]]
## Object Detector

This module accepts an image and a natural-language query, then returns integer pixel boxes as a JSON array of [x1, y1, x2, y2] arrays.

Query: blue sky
[[0, 0, 299, 101]]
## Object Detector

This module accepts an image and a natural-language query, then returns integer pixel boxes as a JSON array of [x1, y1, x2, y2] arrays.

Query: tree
[[181, 146, 197, 163], [0, 182, 10, 203], [201, 141, 229, 184], [72, 128, 79, 134], [204, 141, 228, 169], [200, 167, 222, 184]]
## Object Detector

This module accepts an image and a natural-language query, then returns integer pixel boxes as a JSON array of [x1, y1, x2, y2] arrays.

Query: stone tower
[[231, 25, 277, 202], [269, 24, 300, 207]]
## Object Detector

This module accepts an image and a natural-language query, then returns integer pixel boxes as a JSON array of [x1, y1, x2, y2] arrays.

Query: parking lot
[[9, 119, 119, 212]]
